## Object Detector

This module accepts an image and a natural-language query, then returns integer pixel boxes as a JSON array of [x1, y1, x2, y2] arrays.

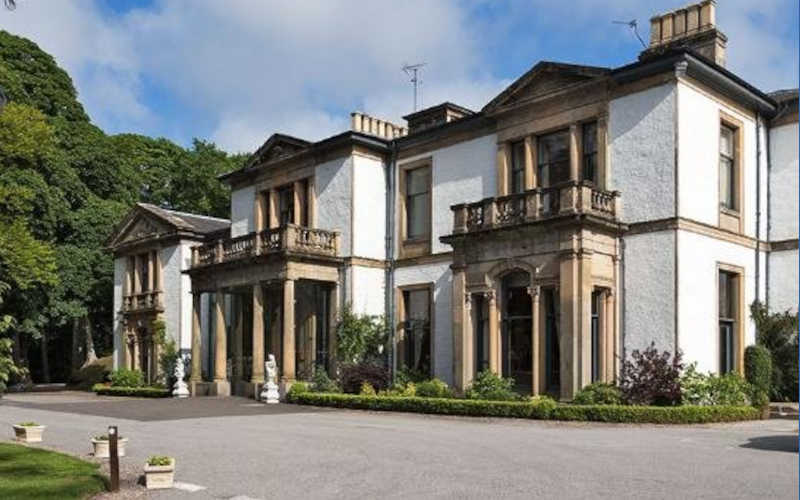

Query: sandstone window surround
[[496, 116, 608, 197], [717, 263, 744, 375], [398, 158, 433, 258], [254, 176, 316, 232], [718, 111, 744, 234]]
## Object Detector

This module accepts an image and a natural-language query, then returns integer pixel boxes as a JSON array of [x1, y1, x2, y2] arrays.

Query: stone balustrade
[[191, 224, 340, 269], [122, 290, 163, 312], [451, 182, 620, 234]]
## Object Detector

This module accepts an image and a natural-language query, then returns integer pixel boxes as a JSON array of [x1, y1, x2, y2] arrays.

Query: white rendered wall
[[112, 257, 125, 370], [316, 156, 353, 256], [623, 231, 676, 354], [178, 241, 194, 352], [161, 244, 183, 348], [676, 230, 759, 373], [394, 262, 454, 384], [677, 82, 761, 237], [769, 122, 799, 241], [398, 133, 497, 254], [609, 83, 676, 224], [230, 185, 255, 238], [352, 155, 386, 260], [348, 265, 385, 316], [769, 249, 798, 313]]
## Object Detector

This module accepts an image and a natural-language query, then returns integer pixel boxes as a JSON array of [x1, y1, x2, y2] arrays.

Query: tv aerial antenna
[[402, 62, 426, 112], [612, 19, 647, 48]]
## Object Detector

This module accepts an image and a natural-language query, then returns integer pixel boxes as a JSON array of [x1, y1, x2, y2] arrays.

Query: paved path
[[0, 392, 797, 500]]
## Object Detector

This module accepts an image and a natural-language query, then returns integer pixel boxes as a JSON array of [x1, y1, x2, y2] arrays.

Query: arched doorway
[[501, 272, 532, 394]]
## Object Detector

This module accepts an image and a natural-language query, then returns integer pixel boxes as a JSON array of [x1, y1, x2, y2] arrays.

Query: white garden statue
[[172, 358, 190, 398], [260, 354, 280, 404]]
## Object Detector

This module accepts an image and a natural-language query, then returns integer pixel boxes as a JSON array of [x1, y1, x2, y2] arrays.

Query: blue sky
[[2, 0, 798, 153]]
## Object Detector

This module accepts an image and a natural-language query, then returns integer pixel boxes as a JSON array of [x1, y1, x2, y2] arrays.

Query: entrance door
[[501, 273, 532, 394]]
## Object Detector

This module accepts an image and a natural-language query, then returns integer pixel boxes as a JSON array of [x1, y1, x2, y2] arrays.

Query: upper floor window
[[138, 253, 149, 292], [278, 185, 294, 226], [406, 166, 431, 240], [719, 125, 737, 211], [582, 121, 598, 184], [509, 140, 526, 194], [537, 130, 569, 188]]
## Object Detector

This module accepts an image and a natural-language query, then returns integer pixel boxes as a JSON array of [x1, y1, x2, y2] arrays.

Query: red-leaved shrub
[[620, 343, 683, 406]]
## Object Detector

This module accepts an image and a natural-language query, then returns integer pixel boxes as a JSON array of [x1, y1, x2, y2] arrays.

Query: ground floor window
[[501, 272, 532, 393], [591, 290, 600, 383], [474, 294, 489, 374], [718, 270, 738, 374], [544, 288, 560, 394], [401, 288, 431, 376]]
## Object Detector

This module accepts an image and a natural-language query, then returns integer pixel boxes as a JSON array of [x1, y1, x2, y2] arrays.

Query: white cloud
[[1, 0, 796, 153]]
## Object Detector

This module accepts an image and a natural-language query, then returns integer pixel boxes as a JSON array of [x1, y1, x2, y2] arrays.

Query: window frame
[[582, 121, 598, 185], [536, 128, 570, 189], [398, 158, 433, 259], [509, 140, 526, 195], [716, 264, 743, 375], [717, 111, 744, 234], [397, 284, 434, 377]]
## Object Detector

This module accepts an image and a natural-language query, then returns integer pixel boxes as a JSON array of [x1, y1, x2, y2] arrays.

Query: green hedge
[[92, 384, 170, 398], [288, 392, 760, 424]]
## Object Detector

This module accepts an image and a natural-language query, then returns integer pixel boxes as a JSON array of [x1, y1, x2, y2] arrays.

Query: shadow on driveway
[[0, 394, 326, 422], [740, 434, 798, 453]]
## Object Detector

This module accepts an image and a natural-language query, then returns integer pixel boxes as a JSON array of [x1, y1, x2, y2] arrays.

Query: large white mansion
[[107, 1, 798, 400]]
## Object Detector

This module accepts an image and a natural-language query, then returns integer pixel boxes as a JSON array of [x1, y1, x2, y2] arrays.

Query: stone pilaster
[[251, 284, 265, 384], [281, 279, 296, 386]]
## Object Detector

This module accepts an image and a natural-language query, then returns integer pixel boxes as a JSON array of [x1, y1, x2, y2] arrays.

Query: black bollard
[[108, 425, 119, 492]]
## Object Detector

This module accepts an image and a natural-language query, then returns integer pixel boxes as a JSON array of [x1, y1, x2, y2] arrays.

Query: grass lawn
[[0, 443, 107, 499]]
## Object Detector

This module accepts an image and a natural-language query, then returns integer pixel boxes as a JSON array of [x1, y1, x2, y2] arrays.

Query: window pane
[[510, 141, 525, 194], [406, 290, 429, 321], [407, 193, 429, 238], [719, 322, 733, 374], [404, 289, 431, 375], [719, 126, 733, 156], [538, 131, 569, 166], [719, 158, 733, 208], [582, 122, 597, 155], [279, 186, 294, 224], [718, 271, 730, 319], [407, 167, 429, 196]]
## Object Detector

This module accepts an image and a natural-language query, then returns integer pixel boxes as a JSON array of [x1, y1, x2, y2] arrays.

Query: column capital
[[527, 285, 541, 300], [484, 289, 496, 304], [464, 293, 472, 310]]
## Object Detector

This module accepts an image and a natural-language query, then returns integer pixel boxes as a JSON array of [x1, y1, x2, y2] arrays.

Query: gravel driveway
[[1, 392, 797, 500]]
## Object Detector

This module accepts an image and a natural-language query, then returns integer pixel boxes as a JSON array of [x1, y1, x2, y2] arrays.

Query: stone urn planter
[[144, 456, 175, 490], [13, 423, 46, 443], [91, 435, 128, 458]]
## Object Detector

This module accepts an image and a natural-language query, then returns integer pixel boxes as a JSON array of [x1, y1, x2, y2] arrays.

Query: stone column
[[496, 144, 509, 196], [307, 177, 316, 228], [251, 284, 265, 385], [281, 279, 296, 385], [451, 269, 471, 391], [487, 290, 499, 374], [147, 251, 155, 292], [569, 124, 581, 182], [558, 243, 593, 400], [269, 189, 279, 229], [133, 255, 141, 294], [293, 181, 304, 225], [524, 135, 536, 190], [328, 283, 339, 377], [190, 293, 202, 393], [213, 290, 230, 396], [529, 285, 541, 395]]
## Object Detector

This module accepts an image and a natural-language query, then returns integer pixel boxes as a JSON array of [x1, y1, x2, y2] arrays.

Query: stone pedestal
[[260, 381, 279, 404]]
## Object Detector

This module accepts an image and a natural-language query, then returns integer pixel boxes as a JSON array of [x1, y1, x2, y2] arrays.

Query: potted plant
[[13, 422, 45, 443], [143, 455, 175, 489], [91, 434, 129, 458]]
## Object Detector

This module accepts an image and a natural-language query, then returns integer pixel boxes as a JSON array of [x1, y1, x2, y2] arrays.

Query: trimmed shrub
[[340, 363, 390, 394], [311, 367, 340, 393], [288, 381, 309, 397], [415, 378, 452, 398], [620, 343, 683, 406], [573, 382, 623, 405], [109, 369, 144, 388], [744, 344, 772, 406], [92, 384, 169, 398], [466, 370, 520, 401], [287, 392, 759, 424], [67, 356, 112, 390], [751, 301, 798, 402], [379, 382, 416, 397], [680, 364, 751, 406], [395, 366, 428, 386], [359, 382, 376, 396]]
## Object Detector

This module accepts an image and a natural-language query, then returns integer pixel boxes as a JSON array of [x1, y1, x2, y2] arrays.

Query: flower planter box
[[91, 437, 128, 458], [144, 458, 175, 490], [13, 424, 46, 443]]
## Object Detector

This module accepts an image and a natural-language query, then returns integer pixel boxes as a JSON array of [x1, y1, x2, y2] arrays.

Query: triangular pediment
[[483, 62, 610, 113], [106, 209, 176, 250], [246, 133, 311, 169]]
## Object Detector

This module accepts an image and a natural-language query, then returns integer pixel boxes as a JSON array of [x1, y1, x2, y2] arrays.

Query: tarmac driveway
[[0, 392, 797, 500]]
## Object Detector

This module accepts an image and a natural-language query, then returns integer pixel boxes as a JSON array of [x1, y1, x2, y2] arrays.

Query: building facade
[[109, 1, 798, 400]]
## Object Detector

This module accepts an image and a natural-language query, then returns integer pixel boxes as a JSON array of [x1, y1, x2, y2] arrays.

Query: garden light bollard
[[108, 426, 119, 492], [260, 354, 280, 404], [172, 359, 189, 398]]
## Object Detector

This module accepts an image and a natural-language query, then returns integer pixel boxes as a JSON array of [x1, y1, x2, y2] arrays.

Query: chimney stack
[[350, 111, 408, 140], [640, 0, 727, 67]]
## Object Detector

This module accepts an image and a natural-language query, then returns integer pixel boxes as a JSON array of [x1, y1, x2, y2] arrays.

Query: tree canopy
[[0, 30, 247, 383]]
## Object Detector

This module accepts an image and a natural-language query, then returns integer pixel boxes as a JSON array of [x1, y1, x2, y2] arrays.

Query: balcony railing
[[122, 291, 163, 312], [191, 224, 340, 268], [451, 182, 620, 234]]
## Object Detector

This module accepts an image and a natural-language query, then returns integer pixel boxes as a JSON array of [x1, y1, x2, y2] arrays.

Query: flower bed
[[92, 384, 170, 398], [287, 392, 761, 424]]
